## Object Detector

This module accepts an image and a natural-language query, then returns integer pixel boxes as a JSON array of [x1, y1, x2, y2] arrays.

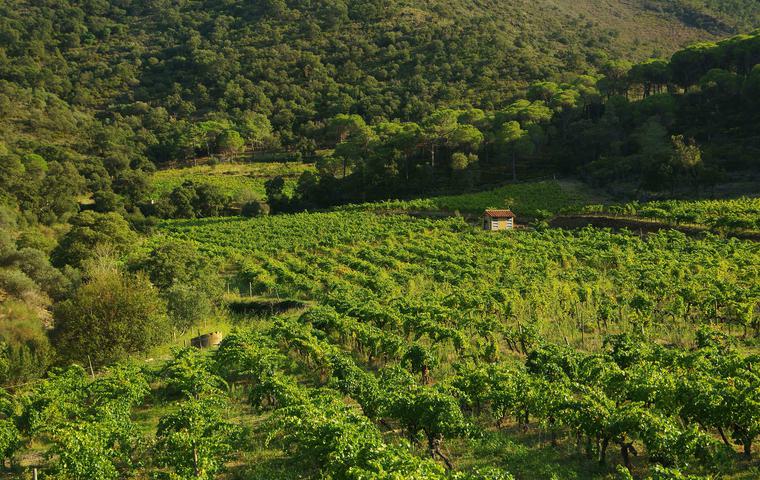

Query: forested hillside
[[2, 0, 760, 149], [2, 0, 759, 215]]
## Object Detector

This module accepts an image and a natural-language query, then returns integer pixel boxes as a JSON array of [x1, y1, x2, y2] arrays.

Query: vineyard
[[2, 211, 758, 479], [158, 212, 759, 349], [580, 198, 760, 233], [149, 162, 313, 202], [141, 211, 760, 478]]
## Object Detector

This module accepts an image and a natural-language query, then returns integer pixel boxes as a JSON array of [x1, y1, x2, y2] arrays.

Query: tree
[[670, 135, 702, 191], [52, 260, 168, 367], [527, 81, 559, 102], [193, 183, 227, 217], [190, 121, 228, 160], [166, 283, 215, 336], [497, 121, 530, 181], [742, 64, 760, 102], [133, 238, 209, 290], [448, 124, 483, 152], [265, 176, 289, 212], [635, 118, 673, 191], [326, 114, 367, 145], [238, 111, 273, 156], [422, 109, 460, 168], [169, 183, 199, 218], [698, 69, 740, 97], [629, 60, 670, 97], [241, 201, 269, 217], [330, 115, 375, 178], [599, 60, 633, 97], [294, 170, 320, 208], [39, 161, 85, 223], [669, 43, 718, 91], [51, 211, 138, 269], [92, 190, 124, 213], [113, 170, 150, 207], [215, 129, 245, 161], [501, 100, 553, 125], [450, 152, 478, 188]]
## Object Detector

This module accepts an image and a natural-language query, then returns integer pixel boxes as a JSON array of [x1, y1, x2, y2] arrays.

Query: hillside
[[1, 1, 758, 218], [2, 0, 759, 153]]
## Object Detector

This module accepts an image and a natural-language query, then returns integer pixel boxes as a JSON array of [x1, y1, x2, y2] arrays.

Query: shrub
[[241, 201, 270, 217]]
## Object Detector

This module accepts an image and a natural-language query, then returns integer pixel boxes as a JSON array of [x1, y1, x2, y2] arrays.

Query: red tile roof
[[484, 209, 516, 218]]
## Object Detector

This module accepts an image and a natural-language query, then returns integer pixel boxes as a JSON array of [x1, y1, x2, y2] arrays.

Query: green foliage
[[338, 180, 597, 216], [165, 283, 215, 335], [0, 389, 20, 468], [215, 130, 245, 158], [240, 201, 269, 218], [51, 212, 138, 269], [131, 238, 215, 290], [161, 347, 226, 400], [569, 31, 760, 188], [52, 261, 168, 367], [154, 395, 242, 480], [2, 2, 760, 478], [151, 206, 759, 473], [581, 197, 760, 232], [21, 364, 148, 478]]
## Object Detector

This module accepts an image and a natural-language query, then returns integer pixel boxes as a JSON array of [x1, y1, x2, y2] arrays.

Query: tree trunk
[[549, 416, 557, 446], [744, 437, 753, 459], [512, 152, 517, 181], [599, 437, 609, 464], [429, 434, 453, 470], [621, 443, 631, 472], [717, 426, 731, 447], [193, 443, 200, 477]]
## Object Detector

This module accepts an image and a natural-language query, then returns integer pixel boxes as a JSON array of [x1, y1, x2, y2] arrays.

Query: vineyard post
[[87, 355, 95, 379]]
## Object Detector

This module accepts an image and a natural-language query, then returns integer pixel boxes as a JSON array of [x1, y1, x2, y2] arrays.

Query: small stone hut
[[482, 209, 516, 231]]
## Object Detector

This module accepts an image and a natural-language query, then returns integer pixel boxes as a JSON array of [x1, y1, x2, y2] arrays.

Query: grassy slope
[[548, 0, 713, 54], [420, 0, 755, 57], [149, 162, 314, 201], [337, 179, 606, 216]]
